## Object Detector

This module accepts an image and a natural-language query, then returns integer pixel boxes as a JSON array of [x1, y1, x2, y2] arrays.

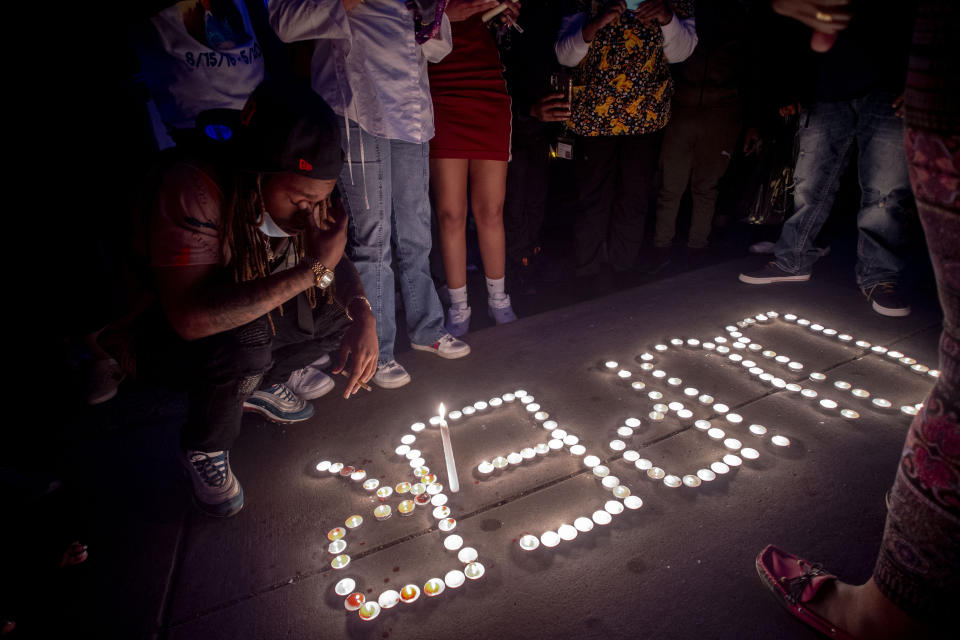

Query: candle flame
[[438, 403, 446, 421]]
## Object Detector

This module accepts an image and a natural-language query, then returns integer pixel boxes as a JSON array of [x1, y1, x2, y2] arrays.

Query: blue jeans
[[338, 122, 446, 365], [774, 92, 913, 288]]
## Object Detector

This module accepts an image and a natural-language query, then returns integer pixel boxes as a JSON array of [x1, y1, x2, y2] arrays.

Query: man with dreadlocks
[[119, 81, 378, 517]]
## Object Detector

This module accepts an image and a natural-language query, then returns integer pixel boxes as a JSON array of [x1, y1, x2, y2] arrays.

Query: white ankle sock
[[485, 276, 506, 299], [449, 285, 468, 309]]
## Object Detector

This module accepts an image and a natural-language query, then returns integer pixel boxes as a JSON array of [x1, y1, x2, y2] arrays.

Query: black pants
[[504, 118, 552, 264], [138, 296, 350, 452], [573, 132, 660, 272]]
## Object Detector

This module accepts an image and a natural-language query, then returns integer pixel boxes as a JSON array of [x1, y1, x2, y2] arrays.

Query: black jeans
[[573, 132, 661, 272], [138, 295, 350, 452], [504, 117, 552, 264]]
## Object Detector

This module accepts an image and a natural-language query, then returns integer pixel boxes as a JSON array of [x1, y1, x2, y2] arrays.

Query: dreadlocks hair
[[220, 172, 331, 334]]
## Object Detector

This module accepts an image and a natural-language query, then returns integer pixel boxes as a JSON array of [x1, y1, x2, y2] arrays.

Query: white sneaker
[[87, 357, 125, 405], [285, 355, 334, 400], [373, 360, 412, 389], [446, 305, 471, 337], [487, 293, 517, 325], [181, 450, 244, 518], [411, 333, 471, 359]]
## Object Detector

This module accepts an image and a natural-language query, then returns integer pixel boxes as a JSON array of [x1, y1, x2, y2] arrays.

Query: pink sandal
[[756, 545, 856, 640]]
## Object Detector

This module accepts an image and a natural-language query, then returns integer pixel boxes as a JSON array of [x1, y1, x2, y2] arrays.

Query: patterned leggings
[[871, 1, 960, 623]]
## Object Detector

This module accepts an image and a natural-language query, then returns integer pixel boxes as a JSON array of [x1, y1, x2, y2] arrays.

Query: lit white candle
[[438, 404, 459, 493]]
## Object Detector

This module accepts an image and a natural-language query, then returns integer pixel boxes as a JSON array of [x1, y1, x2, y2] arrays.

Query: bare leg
[[805, 579, 926, 639], [467, 159, 508, 280], [430, 158, 470, 289]]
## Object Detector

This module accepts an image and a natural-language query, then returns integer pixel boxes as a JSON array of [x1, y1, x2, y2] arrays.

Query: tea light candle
[[649, 411, 665, 421], [415, 466, 431, 477], [601, 475, 620, 489], [682, 475, 701, 488], [618, 369, 632, 378], [613, 485, 631, 498], [711, 461, 730, 474], [329, 539, 347, 554], [521, 447, 537, 460], [409, 457, 425, 468], [823, 328, 837, 337], [840, 409, 860, 419], [423, 578, 445, 597], [398, 500, 415, 516], [901, 405, 918, 416], [819, 399, 838, 410], [783, 313, 797, 322], [378, 590, 400, 608], [433, 505, 451, 519], [396, 482, 412, 494], [427, 483, 443, 496], [855, 340, 871, 348], [713, 403, 729, 413], [697, 468, 716, 481], [670, 338, 684, 346], [635, 458, 653, 470], [838, 334, 852, 341], [717, 346, 731, 354], [405, 449, 421, 460], [695, 419, 711, 430], [667, 377, 682, 386], [786, 383, 802, 392], [699, 394, 715, 405], [377, 487, 393, 500], [911, 364, 929, 374], [749, 424, 767, 435], [464, 562, 486, 579], [655, 344, 668, 352], [788, 361, 803, 370], [851, 388, 870, 398], [316, 460, 331, 472], [569, 444, 586, 456], [605, 361, 618, 369], [563, 435, 579, 446], [741, 447, 760, 459], [677, 409, 693, 420], [609, 440, 626, 451], [535, 443, 550, 455], [724, 438, 742, 450], [462, 406, 476, 416], [411, 422, 426, 432], [776, 355, 790, 364], [624, 495, 644, 509], [519, 534, 540, 551], [726, 413, 743, 424], [331, 554, 351, 570], [502, 393, 516, 402], [328, 527, 346, 542], [715, 336, 728, 344], [458, 547, 478, 563], [584, 455, 601, 468], [592, 465, 610, 478], [723, 454, 742, 467], [624, 450, 640, 462], [526, 403, 541, 412], [329, 462, 344, 474], [797, 318, 810, 326], [929, 369, 941, 378], [663, 475, 682, 488], [899, 357, 916, 366], [703, 342, 716, 350], [749, 367, 764, 376], [374, 504, 392, 521], [335, 578, 356, 596], [443, 534, 463, 551], [653, 370, 666, 379], [574, 516, 595, 531], [558, 524, 578, 541], [834, 381, 852, 390], [648, 391, 663, 400], [749, 343, 763, 352], [400, 584, 420, 603], [548, 439, 564, 450], [431, 494, 449, 507], [507, 452, 523, 465], [647, 467, 665, 480], [363, 478, 380, 491], [772, 378, 787, 388], [617, 426, 634, 437], [345, 592, 365, 611], [729, 353, 744, 363], [687, 339, 700, 347], [871, 345, 888, 354], [631, 381, 647, 390], [708, 427, 726, 440], [640, 363, 655, 371], [801, 389, 818, 399], [345, 514, 363, 529], [872, 398, 893, 409], [810, 324, 824, 332], [358, 601, 381, 621], [604, 500, 625, 515]]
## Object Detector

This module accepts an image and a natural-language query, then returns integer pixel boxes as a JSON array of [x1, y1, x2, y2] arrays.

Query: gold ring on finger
[[815, 11, 834, 22]]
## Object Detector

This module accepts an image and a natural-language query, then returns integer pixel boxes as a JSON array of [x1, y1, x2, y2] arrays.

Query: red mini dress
[[428, 16, 512, 161]]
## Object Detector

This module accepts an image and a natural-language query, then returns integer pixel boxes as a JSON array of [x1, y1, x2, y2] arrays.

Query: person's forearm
[[175, 263, 315, 340]]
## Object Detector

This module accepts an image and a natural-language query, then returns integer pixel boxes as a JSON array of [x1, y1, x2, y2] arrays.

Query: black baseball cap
[[234, 80, 343, 180]]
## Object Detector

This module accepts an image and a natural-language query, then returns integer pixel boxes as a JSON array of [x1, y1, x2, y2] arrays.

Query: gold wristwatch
[[310, 260, 335, 290]]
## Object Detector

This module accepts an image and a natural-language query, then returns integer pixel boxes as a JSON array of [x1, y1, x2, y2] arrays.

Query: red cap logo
[[298, 158, 313, 171]]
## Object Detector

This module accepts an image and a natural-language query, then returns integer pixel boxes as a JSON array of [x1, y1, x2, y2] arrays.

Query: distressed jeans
[[773, 91, 914, 288], [338, 122, 446, 365]]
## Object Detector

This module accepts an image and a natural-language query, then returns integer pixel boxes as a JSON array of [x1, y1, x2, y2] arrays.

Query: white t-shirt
[[139, 0, 266, 132]]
